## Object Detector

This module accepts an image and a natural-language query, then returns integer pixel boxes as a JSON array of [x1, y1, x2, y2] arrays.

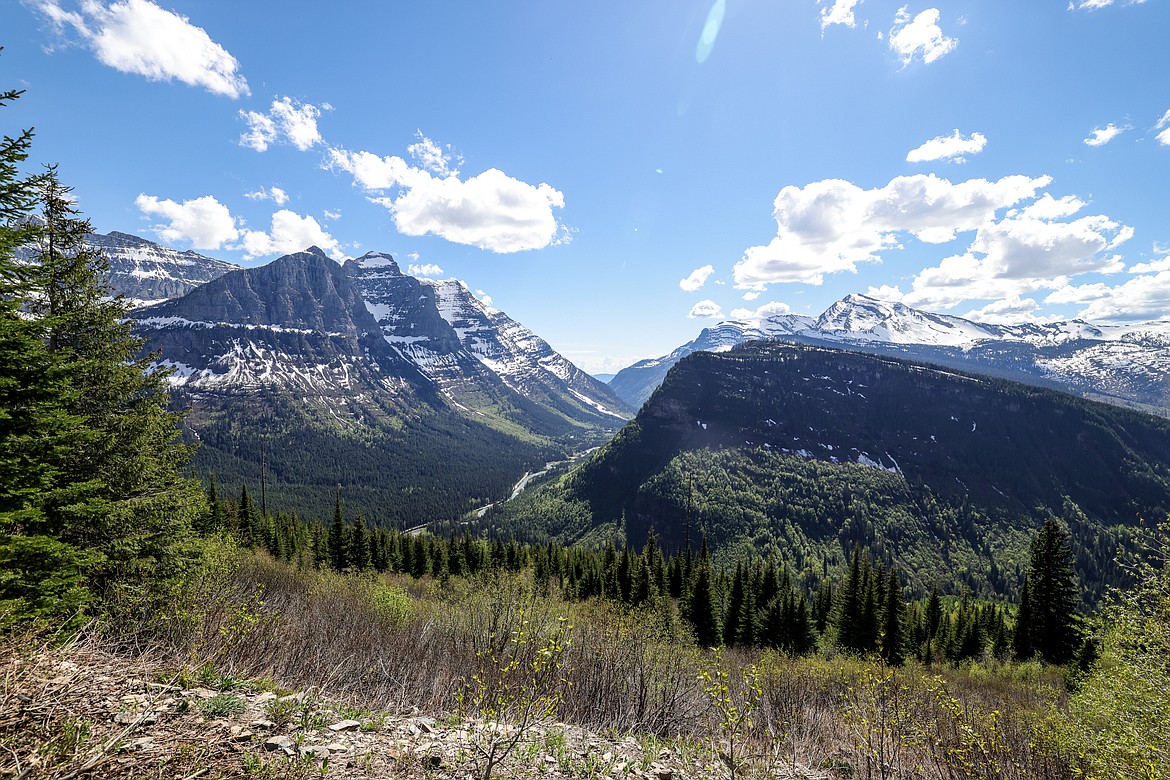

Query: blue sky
[[3, 0, 1169, 373]]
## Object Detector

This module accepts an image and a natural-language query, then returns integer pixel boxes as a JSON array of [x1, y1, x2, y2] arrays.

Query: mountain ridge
[[610, 293, 1170, 411]]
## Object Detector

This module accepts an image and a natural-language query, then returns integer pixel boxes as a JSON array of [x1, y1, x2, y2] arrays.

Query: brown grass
[[94, 541, 1075, 779]]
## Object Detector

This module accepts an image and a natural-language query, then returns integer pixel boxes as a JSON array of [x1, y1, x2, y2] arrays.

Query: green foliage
[[495, 343, 1168, 605], [699, 647, 762, 778], [200, 693, 247, 718], [1062, 522, 1170, 779], [455, 611, 571, 780]]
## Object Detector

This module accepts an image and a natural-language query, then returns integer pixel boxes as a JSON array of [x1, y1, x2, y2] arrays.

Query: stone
[[249, 719, 276, 731], [328, 719, 363, 732], [325, 742, 349, 753], [299, 745, 330, 760], [263, 735, 294, 753], [253, 692, 277, 705]]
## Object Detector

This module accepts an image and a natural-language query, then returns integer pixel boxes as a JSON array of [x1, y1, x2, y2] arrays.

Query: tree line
[[205, 475, 1084, 666]]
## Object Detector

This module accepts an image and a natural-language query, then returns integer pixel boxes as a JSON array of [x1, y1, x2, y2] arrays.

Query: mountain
[[489, 342, 1170, 601], [90, 231, 239, 305], [609, 293, 1170, 412], [133, 247, 633, 524], [609, 321, 767, 409], [134, 248, 558, 525], [344, 253, 630, 439], [14, 229, 238, 306]]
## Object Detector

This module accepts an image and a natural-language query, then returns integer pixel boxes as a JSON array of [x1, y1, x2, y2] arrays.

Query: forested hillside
[[488, 343, 1170, 601]]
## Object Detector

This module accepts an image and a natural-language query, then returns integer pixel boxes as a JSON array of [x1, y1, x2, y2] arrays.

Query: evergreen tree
[[686, 537, 720, 646], [1013, 575, 1034, 660], [880, 567, 906, 666], [20, 167, 202, 602], [1024, 518, 1081, 664], [328, 491, 347, 572], [348, 515, 371, 571]]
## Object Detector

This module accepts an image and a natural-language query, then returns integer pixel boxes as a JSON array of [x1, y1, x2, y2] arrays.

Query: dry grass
[[54, 541, 1076, 779]]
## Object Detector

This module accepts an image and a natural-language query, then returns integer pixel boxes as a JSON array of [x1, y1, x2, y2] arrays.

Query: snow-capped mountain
[[344, 252, 631, 435], [134, 247, 424, 398], [609, 293, 1170, 412], [14, 230, 238, 306], [133, 246, 630, 441], [609, 321, 764, 408]]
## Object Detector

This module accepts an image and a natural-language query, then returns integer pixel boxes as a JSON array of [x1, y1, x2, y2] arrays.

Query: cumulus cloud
[[1046, 272, 1170, 321], [961, 296, 1041, 324], [888, 7, 957, 66], [236, 209, 341, 260], [1156, 109, 1170, 146], [732, 173, 1050, 289], [135, 193, 239, 249], [35, 0, 248, 97], [243, 186, 289, 205], [820, 0, 863, 30], [902, 209, 1131, 310], [729, 301, 794, 321], [407, 263, 445, 277], [326, 136, 567, 253], [679, 264, 715, 292], [906, 130, 987, 163], [240, 97, 324, 152], [1083, 123, 1128, 147], [688, 299, 724, 319]]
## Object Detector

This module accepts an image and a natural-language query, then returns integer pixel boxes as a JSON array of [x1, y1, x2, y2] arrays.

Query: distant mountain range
[[491, 342, 1170, 601], [610, 294, 1170, 413], [54, 230, 632, 524]]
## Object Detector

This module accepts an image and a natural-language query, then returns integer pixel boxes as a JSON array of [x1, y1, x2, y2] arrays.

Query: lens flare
[[695, 0, 726, 64]]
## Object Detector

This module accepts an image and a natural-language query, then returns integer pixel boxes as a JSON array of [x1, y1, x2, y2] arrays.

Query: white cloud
[[1156, 109, 1170, 146], [1068, 0, 1147, 9], [729, 301, 793, 321], [323, 209, 341, 221], [243, 186, 289, 205], [903, 211, 1131, 309], [36, 0, 248, 98], [235, 209, 342, 260], [688, 299, 724, 319], [1083, 123, 1127, 147], [1047, 272, 1170, 320], [135, 193, 238, 249], [865, 284, 906, 302], [679, 264, 715, 292], [732, 173, 1050, 288], [961, 296, 1041, 324], [1128, 256, 1170, 274], [240, 97, 324, 152], [474, 289, 494, 308], [888, 6, 957, 66], [742, 291, 761, 301], [906, 130, 987, 163], [327, 138, 567, 253], [1015, 193, 1085, 220], [820, 0, 863, 30], [407, 263, 444, 277], [407, 132, 461, 176]]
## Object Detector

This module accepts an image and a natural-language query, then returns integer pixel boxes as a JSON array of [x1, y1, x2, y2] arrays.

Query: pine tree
[[22, 167, 202, 601], [1024, 518, 1081, 664], [880, 568, 906, 666], [348, 515, 371, 571], [686, 537, 720, 646], [1013, 575, 1033, 660], [328, 491, 347, 572]]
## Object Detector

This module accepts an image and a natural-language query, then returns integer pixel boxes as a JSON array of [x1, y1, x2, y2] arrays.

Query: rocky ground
[[0, 639, 829, 779]]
